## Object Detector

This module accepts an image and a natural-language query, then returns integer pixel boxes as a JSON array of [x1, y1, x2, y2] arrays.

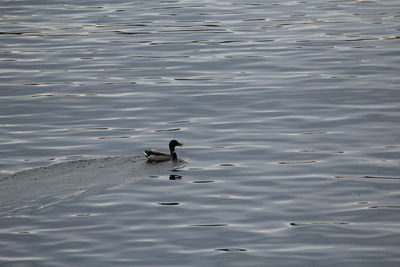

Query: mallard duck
[[144, 140, 184, 162]]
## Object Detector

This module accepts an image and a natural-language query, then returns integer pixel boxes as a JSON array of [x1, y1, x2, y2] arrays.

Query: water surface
[[1, 0, 400, 266]]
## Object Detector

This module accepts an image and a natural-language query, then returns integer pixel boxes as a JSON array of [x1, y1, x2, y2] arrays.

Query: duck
[[144, 140, 184, 162]]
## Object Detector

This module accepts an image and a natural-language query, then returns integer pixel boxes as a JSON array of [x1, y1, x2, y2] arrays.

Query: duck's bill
[[177, 142, 184, 146]]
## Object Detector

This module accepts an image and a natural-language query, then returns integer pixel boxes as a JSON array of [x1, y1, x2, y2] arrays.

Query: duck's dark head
[[169, 139, 183, 152]]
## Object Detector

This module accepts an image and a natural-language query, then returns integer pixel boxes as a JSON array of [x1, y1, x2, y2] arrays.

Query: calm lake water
[[1, 0, 400, 266]]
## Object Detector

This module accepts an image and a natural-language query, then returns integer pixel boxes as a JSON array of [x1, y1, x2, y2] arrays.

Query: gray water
[[1, 0, 400, 266]]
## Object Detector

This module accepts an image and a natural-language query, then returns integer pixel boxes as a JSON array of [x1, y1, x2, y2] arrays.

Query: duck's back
[[144, 149, 169, 157]]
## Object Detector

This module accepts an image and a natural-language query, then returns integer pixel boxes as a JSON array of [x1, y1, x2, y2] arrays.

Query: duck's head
[[169, 140, 183, 151]]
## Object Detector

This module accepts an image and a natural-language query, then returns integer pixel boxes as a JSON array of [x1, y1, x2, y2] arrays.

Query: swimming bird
[[144, 140, 184, 162]]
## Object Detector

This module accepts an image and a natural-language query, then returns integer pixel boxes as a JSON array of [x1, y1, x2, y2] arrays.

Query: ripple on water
[[1, 0, 400, 266]]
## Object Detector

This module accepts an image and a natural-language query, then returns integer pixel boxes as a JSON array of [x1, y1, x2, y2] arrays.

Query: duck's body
[[144, 140, 183, 163], [144, 149, 174, 162]]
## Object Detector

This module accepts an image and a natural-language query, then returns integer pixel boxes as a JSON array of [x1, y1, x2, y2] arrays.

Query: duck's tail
[[143, 150, 152, 157]]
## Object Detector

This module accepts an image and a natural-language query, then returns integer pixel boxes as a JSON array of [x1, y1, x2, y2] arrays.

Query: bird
[[144, 140, 184, 162]]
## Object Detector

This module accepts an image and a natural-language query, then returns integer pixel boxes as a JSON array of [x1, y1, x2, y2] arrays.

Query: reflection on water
[[169, 174, 182, 180], [1, 0, 400, 266]]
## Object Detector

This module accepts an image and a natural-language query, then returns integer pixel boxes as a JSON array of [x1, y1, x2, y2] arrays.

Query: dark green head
[[169, 140, 183, 153]]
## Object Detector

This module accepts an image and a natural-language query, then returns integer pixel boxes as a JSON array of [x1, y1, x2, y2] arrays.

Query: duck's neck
[[170, 147, 178, 160]]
